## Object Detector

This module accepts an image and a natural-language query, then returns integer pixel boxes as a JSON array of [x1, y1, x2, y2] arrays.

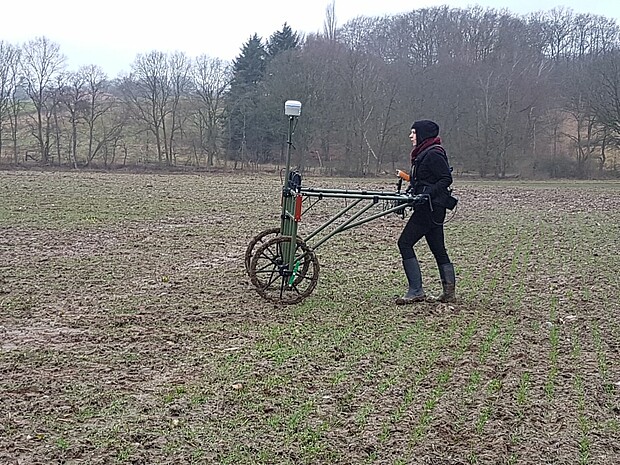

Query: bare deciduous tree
[[123, 51, 191, 166], [20, 36, 66, 163], [591, 50, 620, 169], [323, 1, 338, 41], [80, 65, 115, 166], [166, 51, 191, 165], [61, 70, 87, 168], [0, 41, 22, 163], [192, 55, 232, 167]]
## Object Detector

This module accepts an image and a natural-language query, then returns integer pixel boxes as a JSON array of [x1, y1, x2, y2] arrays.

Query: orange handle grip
[[397, 170, 410, 182]]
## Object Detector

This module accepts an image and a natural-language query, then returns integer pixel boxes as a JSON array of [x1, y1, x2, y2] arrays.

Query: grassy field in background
[[1, 170, 619, 464]]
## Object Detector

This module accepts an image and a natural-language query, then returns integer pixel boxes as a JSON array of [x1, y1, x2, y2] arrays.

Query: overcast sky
[[3, 0, 619, 77]]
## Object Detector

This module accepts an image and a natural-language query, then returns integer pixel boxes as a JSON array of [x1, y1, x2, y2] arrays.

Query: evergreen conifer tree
[[226, 34, 268, 165], [267, 23, 300, 58]]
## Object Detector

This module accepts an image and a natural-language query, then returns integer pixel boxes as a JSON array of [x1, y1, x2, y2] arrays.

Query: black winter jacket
[[410, 145, 453, 208]]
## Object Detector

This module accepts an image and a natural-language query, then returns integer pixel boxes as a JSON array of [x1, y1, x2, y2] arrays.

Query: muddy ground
[[1, 170, 619, 464]]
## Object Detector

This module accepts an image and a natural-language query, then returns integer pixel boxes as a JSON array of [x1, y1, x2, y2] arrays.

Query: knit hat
[[411, 120, 439, 143]]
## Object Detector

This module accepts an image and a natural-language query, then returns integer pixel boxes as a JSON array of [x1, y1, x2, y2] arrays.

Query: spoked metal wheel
[[245, 227, 280, 274], [249, 236, 320, 305], [245, 228, 308, 286]]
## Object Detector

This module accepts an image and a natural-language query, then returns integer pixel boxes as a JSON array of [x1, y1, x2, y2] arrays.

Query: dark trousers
[[397, 207, 450, 265]]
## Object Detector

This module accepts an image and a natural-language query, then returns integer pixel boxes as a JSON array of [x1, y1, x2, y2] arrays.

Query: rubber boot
[[436, 262, 456, 303], [395, 257, 425, 305]]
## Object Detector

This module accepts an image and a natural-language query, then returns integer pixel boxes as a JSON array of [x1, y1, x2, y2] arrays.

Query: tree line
[[1, 5, 620, 178]]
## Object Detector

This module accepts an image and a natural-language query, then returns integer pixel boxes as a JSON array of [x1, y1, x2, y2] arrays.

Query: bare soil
[[1, 171, 619, 464]]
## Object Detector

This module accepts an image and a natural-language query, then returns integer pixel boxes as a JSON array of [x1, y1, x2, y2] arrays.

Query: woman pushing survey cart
[[245, 101, 457, 305]]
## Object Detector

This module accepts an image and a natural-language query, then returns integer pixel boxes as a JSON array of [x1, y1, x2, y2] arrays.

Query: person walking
[[396, 119, 456, 305]]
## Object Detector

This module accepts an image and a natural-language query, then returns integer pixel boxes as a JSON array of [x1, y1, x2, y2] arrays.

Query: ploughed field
[[1, 170, 619, 464]]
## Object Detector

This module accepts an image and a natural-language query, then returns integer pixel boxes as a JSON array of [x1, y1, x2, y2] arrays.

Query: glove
[[413, 194, 429, 206]]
